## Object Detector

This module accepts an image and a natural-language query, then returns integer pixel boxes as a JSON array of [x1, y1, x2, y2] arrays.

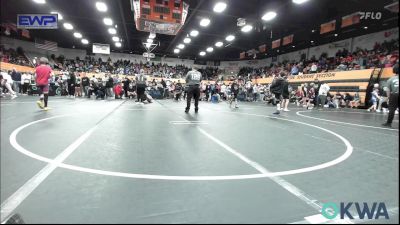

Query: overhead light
[[206, 47, 214, 52], [149, 33, 156, 39], [213, 2, 227, 13], [199, 51, 206, 56], [183, 37, 191, 43], [50, 11, 63, 20], [73, 32, 82, 38], [103, 18, 113, 26], [96, 2, 108, 12], [292, 45, 295, 48], [262, 11, 277, 21], [311, 40, 314, 43], [292, 0, 309, 4], [108, 28, 117, 34], [364, 26, 368, 29], [178, 44, 185, 49], [115, 42, 121, 47], [174, 49, 180, 54], [200, 18, 211, 27], [312, 29, 316, 33], [63, 23, 73, 30], [225, 35, 235, 42], [241, 24, 253, 32], [145, 43, 151, 48], [113, 36, 120, 42], [215, 41, 223, 47], [81, 39, 89, 44], [190, 30, 199, 37], [33, 0, 46, 4], [334, 33, 338, 37], [147, 38, 153, 43]]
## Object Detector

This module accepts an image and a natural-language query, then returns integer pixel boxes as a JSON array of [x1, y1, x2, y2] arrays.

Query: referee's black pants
[[386, 93, 399, 124], [186, 85, 200, 110]]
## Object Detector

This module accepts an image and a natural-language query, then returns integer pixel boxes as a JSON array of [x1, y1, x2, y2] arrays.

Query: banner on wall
[[328, 40, 350, 49], [259, 44, 266, 53], [341, 12, 360, 28], [320, 20, 336, 34], [92, 43, 110, 54], [282, 34, 294, 46], [272, 39, 281, 49]]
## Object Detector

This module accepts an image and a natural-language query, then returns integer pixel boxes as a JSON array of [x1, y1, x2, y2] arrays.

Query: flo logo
[[321, 202, 389, 220], [359, 12, 382, 20]]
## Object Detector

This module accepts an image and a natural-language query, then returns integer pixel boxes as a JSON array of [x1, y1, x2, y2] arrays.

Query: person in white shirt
[[1, 71, 17, 99], [310, 63, 318, 73], [220, 84, 227, 100], [252, 84, 259, 102], [21, 73, 31, 95], [317, 83, 330, 109]]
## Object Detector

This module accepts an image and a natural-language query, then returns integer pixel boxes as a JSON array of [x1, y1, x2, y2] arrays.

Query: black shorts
[[282, 93, 289, 99]]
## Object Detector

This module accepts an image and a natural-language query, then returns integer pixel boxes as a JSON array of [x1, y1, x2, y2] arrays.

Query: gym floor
[[1, 96, 399, 224]]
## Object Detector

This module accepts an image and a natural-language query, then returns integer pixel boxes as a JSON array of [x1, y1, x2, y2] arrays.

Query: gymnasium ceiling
[[1, 0, 399, 61]]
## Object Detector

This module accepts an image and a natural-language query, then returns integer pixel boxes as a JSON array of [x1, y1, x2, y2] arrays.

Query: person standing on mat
[[229, 79, 240, 108], [382, 63, 399, 127], [136, 72, 147, 103], [185, 66, 202, 113], [35, 57, 52, 111], [281, 75, 290, 112], [317, 82, 330, 109], [270, 72, 285, 115]]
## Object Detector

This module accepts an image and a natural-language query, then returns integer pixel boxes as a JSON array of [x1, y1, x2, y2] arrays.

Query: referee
[[382, 63, 399, 128], [185, 66, 202, 113]]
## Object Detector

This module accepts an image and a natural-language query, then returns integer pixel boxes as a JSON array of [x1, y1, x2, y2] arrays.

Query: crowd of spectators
[[0, 46, 31, 66], [2, 39, 398, 82], [46, 55, 222, 80], [238, 39, 399, 79]]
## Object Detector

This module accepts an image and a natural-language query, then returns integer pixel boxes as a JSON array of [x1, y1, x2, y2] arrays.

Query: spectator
[[291, 64, 299, 75], [81, 75, 90, 97], [317, 82, 330, 109], [113, 82, 123, 99], [377, 86, 389, 113], [367, 87, 380, 112], [343, 93, 354, 108], [75, 73, 82, 97], [11, 68, 21, 94], [0, 73, 17, 99], [67, 72, 76, 98], [350, 92, 360, 108]]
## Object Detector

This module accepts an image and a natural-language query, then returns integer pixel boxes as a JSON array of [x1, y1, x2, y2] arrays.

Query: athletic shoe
[[36, 100, 44, 109], [195, 108, 199, 113], [235, 106, 239, 109], [43, 107, 51, 111], [283, 109, 290, 112], [185, 109, 189, 113], [376, 109, 381, 113], [11, 95, 18, 99], [272, 111, 280, 115], [382, 123, 392, 127], [367, 109, 371, 112], [396, 110, 399, 115]]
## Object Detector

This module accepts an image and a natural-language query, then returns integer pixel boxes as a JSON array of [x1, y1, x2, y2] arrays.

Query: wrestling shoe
[[36, 100, 44, 109]]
